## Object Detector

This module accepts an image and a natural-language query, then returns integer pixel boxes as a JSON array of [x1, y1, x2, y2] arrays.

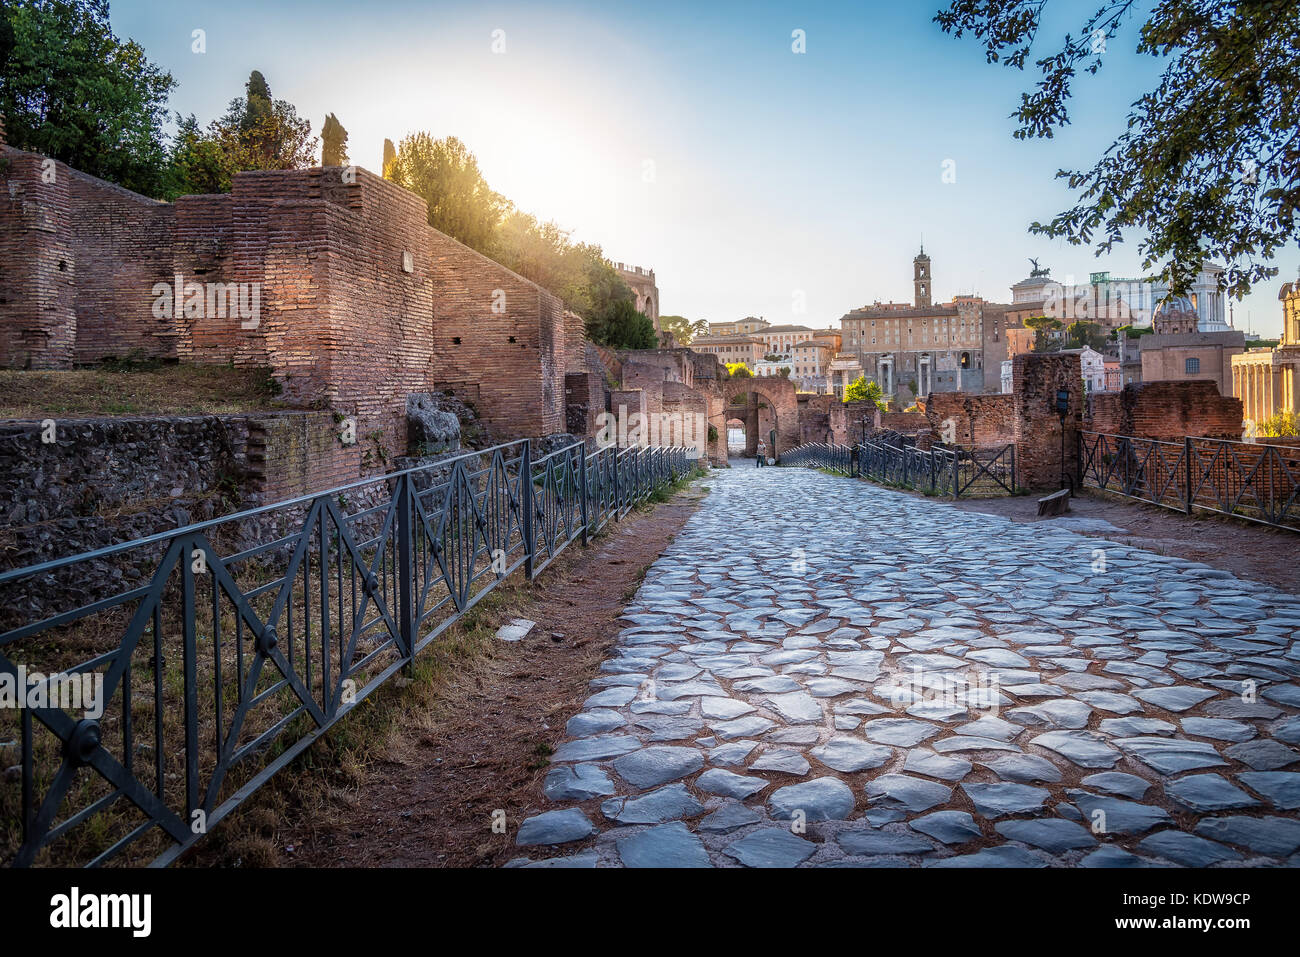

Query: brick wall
[[0, 151, 578, 456], [1012, 352, 1084, 489], [1087, 380, 1243, 442], [609, 388, 647, 447], [661, 380, 708, 458], [565, 371, 604, 437], [922, 393, 1016, 447], [0, 148, 78, 367]]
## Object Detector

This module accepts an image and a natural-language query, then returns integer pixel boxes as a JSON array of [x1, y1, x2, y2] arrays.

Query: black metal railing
[[0, 438, 688, 867], [1079, 431, 1300, 531], [778, 443, 854, 474], [781, 439, 1016, 498]]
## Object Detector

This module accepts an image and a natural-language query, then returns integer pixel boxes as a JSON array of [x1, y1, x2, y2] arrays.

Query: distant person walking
[[756, 440, 766, 467]]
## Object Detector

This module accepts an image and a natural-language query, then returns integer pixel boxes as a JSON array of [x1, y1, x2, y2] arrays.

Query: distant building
[[1232, 272, 1300, 427], [1059, 345, 1107, 393], [613, 262, 659, 331], [791, 340, 834, 393], [690, 334, 764, 370], [827, 352, 864, 400], [1140, 296, 1244, 396], [838, 248, 1016, 402], [708, 316, 770, 337]]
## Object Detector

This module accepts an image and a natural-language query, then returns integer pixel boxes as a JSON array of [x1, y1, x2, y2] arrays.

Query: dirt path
[[266, 483, 708, 868]]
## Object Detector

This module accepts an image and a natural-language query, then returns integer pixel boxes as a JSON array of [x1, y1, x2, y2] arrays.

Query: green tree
[[165, 71, 316, 197], [1065, 320, 1107, 350], [215, 72, 316, 173], [388, 133, 506, 254], [844, 375, 886, 410], [321, 112, 348, 166], [936, 0, 1300, 299], [1024, 315, 1063, 353], [0, 0, 175, 196], [587, 298, 655, 350], [658, 314, 709, 345], [166, 113, 236, 195]]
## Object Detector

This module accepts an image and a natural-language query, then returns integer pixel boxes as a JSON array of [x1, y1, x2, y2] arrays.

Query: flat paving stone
[[724, 828, 816, 867], [1136, 830, 1241, 867], [550, 734, 642, 763], [616, 822, 712, 867], [1114, 737, 1227, 775], [699, 803, 763, 833], [1224, 739, 1300, 771], [995, 818, 1097, 852], [903, 750, 973, 781], [1080, 772, 1151, 800], [1194, 815, 1300, 857], [751, 748, 811, 775], [612, 746, 705, 789], [696, 768, 769, 800], [769, 777, 856, 821], [962, 782, 1050, 818], [929, 845, 1047, 868], [809, 737, 893, 772], [1238, 771, 1300, 809], [602, 783, 706, 824], [1031, 730, 1122, 768], [1165, 774, 1259, 813], [516, 808, 595, 846], [980, 754, 1063, 784], [837, 829, 937, 856], [860, 718, 941, 747], [911, 810, 982, 844], [1068, 791, 1171, 835], [544, 764, 617, 801], [865, 774, 952, 813]]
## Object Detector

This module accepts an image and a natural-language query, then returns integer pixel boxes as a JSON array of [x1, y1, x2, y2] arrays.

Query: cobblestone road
[[509, 463, 1300, 867]]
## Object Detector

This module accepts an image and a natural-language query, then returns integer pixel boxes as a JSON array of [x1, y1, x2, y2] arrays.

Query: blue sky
[[112, 0, 1293, 337]]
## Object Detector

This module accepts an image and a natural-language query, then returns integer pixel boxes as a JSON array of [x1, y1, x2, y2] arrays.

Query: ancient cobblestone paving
[[508, 463, 1300, 867]]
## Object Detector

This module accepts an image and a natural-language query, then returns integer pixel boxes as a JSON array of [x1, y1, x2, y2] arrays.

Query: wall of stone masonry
[[0, 148, 80, 368], [922, 393, 1016, 447], [1011, 352, 1084, 489], [0, 149, 574, 456], [0, 411, 360, 571], [565, 372, 605, 438], [608, 388, 647, 447], [1086, 381, 1243, 442], [661, 380, 708, 458]]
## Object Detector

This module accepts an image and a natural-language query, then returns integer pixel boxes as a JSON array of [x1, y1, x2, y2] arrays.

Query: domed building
[[1152, 295, 1201, 335], [1140, 291, 1245, 396]]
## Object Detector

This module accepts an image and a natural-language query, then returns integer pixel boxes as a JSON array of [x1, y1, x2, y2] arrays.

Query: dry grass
[[0, 361, 291, 419]]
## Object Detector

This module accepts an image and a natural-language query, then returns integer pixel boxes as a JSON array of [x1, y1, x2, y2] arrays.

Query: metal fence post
[[396, 473, 416, 664], [522, 440, 536, 578], [1184, 435, 1194, 515], [579, 446, 590, 546]]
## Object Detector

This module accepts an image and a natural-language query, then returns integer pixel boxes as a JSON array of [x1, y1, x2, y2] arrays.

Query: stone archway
[[720, 374, 801, 459]]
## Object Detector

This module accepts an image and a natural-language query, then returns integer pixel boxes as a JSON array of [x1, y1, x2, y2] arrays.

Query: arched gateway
[[719, 375, 801, 460]]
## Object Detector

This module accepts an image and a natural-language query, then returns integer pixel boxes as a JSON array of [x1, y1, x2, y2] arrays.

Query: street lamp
[[1055, 387, 1071, 493]]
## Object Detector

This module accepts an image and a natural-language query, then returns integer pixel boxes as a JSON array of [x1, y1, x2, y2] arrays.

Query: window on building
[[1185, 357, 1201, 375]]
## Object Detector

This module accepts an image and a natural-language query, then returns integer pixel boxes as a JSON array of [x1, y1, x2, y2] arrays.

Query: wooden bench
[[1036, 488, 1071, 517]]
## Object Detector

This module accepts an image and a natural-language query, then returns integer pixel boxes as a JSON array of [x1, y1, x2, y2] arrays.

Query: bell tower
[[914, 247, 932, 308]]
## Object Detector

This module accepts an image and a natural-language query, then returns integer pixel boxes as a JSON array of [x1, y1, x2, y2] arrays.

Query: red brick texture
[[0, 149, 571, 455], [1086, 381, 1243, 442]]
